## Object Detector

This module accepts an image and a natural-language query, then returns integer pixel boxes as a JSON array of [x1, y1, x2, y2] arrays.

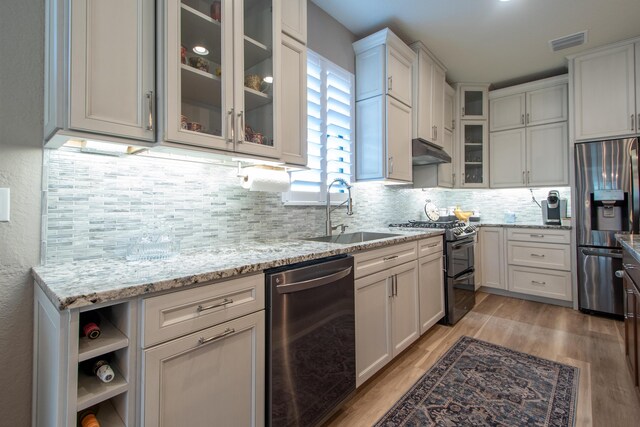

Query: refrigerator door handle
[[631, 140, 640, 234]]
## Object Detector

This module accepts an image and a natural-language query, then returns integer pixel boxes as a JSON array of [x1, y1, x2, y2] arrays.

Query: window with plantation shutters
[[283, 50, 354, 205]]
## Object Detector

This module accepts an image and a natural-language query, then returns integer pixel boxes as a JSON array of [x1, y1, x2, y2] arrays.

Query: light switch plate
[[0, 188, 10, 222]]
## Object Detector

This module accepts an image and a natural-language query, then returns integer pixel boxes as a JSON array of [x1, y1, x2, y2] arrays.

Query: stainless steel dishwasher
[[266, 255, 355, 427]]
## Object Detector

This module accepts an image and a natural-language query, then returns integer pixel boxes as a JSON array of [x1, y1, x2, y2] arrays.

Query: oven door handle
[[276, 267, 353, 294], [453, 269, 475, 282], [450, 240, 475, 251]]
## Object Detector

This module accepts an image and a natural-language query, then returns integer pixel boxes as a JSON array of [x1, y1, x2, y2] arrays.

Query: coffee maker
[[542, 190, 567, 225]]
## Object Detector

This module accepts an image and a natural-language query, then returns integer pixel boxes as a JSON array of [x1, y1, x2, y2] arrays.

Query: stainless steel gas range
[[389, 220, 477, 324]]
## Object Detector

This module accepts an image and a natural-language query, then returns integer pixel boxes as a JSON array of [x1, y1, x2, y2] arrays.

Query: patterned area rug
[[375, 336, 579, 427]]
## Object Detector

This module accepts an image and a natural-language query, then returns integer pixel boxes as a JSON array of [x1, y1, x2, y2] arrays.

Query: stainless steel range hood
[[412, 138, 451, 165]]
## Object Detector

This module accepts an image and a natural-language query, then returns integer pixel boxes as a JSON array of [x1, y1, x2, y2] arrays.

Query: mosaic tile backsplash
[[42, 149, 571, 263]]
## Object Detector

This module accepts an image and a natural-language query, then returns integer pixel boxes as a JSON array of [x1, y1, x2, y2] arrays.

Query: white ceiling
[[311, 0, 640, 86]]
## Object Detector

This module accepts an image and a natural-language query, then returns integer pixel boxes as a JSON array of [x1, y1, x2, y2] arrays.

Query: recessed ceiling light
[[263, 76, 274, 84], [193, 46, 209, 55]]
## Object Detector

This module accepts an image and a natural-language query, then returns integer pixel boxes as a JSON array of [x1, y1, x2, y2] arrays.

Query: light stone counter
[[616, 234, 640, 263], [32, 228, 444, 310], [477, 222, 572, 230]]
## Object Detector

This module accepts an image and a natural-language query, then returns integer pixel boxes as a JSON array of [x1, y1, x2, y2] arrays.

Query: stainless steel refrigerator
[[575, 138, 639, 317]]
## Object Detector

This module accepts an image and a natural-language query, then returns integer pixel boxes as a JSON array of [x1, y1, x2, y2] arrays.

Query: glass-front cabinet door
[[460, 121, 488, 187], [460, 85, 488, 119], [164, 0, 280, 159], [234, 0, 280, 158]]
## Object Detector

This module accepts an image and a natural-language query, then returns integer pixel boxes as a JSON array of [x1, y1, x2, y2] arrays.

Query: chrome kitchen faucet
[[326, 178, 353, 236]]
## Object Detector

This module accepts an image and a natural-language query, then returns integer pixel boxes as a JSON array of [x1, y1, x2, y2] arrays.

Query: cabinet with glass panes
[[163, 0, 281, 160], [459, 120, 488, 187]]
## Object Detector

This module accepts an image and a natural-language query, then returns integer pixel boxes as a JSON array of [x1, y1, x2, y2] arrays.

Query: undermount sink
[[302, 231, 402, 244]]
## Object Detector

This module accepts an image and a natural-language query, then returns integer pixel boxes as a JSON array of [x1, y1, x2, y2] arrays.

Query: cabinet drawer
[[142, 273, 265, 347], [418, 236, 444, 257], [507, 241, 571, 271], [507, 228, 570, 244], [508, 266, 571, 301], [354, 242, 418, 279]]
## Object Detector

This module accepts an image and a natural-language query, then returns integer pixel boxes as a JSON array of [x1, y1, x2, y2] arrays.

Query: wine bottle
[[81, 356, 115, 383], [79, 311, 101, 340], [78, 406, 100, 427]]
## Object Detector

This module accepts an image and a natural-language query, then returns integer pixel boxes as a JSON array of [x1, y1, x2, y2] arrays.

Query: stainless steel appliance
[[389, 220, 477, 324], [266, 255, 355, 427], [575, 138, 639, 317], [542, 190, 567, 225]]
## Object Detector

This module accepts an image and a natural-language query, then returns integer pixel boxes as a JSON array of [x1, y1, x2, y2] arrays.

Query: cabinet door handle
[[388, 156, 394, 175], [527, 170, 530, 184], [435, 126, 438, 140], [145, 91, 154, 131], [432, 125, 436, 140], [393, 275, 398, 296], [227, 109, 234, 143], [383, 255, 398, 261], [521, 114, 525, 125], [531, 280, 546, 286], [452, 119, 455, 130], [453, 173, 456, 186], [522, 171, 525, 184], [526, 113, 530, 124], [388, 76, 392, 91], [462, 106, 465, 116], [388, 278, 394, 298], [633, 114, 636, 131], [237, 111, 245, 143], [197, 298, 234, 312], [197, 328, 236, 346], [530, 253, 545, 258]]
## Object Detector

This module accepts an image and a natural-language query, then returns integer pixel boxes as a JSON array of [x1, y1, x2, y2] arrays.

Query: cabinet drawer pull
[[530, 234, 544, 238], [531, 280, 546, 286], [383, 255, 399, 261], [426, 243, 439, 248], [197, 298, 234, 312], [530, 253, 545, 258], [197, 328, 236, 346]]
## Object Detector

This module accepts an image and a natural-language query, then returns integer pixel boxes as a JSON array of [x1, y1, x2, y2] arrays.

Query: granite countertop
[[32, 228, 444, 311], [616, 234, 640, 263], [476, 222, 572, 230]]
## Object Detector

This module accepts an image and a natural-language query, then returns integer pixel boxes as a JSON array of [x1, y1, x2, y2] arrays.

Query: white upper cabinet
[[490, 77, 567, 132], [44, 0, 156, 147], [162, 0, 282, 160], [489, 76, 569, 188], [281, 0, 306, 43], [444, 83, 455, 132], [460, 85, 488, 120], [410, 42, 447, 147], [490, 93, 525, 131], [354, 28, 415, 107], [279, 33, 307, 166], [572, 42, 637, 141], [354, 28, 414, 183]]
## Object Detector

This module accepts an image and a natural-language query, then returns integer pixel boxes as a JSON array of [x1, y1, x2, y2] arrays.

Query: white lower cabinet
[[479, 227, 506, 290], [355, 238, 444, 388], [140, 273, 266, 426], [417, 235, 445, 332], [143, 311, 264, 426], [479, 227, 572, 302]]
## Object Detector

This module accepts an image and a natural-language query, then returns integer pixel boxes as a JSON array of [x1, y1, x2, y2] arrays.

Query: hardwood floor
[[325, 292, 640, 427]]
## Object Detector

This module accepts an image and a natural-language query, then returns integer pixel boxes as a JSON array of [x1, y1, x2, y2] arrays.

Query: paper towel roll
[[240, 167, 290, 192]]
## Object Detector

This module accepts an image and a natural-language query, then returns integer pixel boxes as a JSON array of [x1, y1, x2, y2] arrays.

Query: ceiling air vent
[[549, 30, 588, 52]]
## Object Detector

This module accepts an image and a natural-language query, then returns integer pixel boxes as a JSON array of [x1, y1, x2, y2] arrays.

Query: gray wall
[[307, 0, 357, 73], [0, 0, 43, 424]]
